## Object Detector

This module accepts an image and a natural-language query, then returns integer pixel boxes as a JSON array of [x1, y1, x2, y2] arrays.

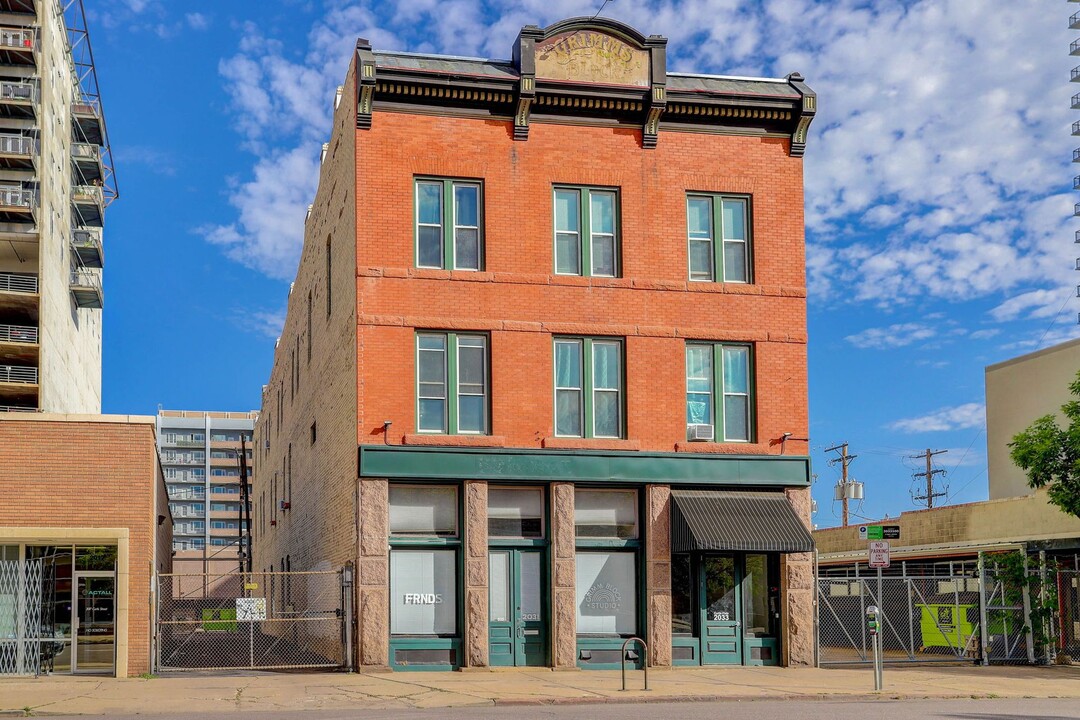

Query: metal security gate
[[817, 575, 983, 665], [156, 568, 352, 671], [0, 559, 43, 676]]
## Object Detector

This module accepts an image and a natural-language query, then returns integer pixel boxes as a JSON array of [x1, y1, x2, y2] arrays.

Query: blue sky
[[93, 1, 1079, 528]]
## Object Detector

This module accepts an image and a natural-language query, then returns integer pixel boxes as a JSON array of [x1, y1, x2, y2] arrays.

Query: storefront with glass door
[[0, 544, 117, 675]]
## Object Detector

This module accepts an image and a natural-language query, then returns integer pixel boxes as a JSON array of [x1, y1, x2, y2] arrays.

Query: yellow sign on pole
[[244, 582, 258, 590]]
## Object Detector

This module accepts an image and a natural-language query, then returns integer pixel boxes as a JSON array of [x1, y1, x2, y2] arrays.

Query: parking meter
[[866, 605, 879, 636], [866, 604, 883, 690]]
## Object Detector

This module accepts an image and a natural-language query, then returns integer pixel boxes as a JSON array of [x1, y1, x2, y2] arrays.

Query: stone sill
[[674, 441, 771, 454], [402, 434, 506, 447], [541, 437, 641, 451]]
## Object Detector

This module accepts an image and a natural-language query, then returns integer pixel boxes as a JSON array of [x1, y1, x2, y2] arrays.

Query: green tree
[[1008, 369, 1080, 519]]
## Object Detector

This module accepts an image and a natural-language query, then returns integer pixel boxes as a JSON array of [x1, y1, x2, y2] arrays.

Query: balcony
[[72, 227, 102, 268], [162, 455, 204, 466], [0, 270, 35, 294], [69, 268, 102, 308], [0, 185, 34, 222], [71, 142, 102, 184], [71, 184, 103, 227], [1072, 39, 1080, 56], [0, 26, 34, 66], [0, 403, 35, 412], [0, 81, 34, 119], [0, 133, 34, 169], [0, 322, 37, 365], [72, 102, 102, 146], [1072, 12, 1080, 29], [0, 363, 36, 384]]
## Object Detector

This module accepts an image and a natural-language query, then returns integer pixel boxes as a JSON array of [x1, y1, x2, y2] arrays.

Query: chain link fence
[[156, 568, 351, 671], [818, 575, 983, 665], [1056, 569, 1079, 662]]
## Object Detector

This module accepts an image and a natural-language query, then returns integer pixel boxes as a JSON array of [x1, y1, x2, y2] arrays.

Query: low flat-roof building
[[0, 413, 171, 677]]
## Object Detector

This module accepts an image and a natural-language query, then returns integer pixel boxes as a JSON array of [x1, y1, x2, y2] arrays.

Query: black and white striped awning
[[670, 489, 814, 554]]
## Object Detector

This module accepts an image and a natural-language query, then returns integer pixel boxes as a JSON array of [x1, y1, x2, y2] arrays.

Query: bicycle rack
[[620, 636, 649, 691]]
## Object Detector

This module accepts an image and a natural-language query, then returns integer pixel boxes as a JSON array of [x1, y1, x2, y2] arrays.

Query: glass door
[[72, 574, 115, 674], [700, 554, 741, 664], [488, 549, 546, 666]]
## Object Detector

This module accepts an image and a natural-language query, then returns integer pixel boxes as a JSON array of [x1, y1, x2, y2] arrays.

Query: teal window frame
[[686, 193, 751, 283], [574, 486, 644, 649], [414, 177, 483, 271], [685, 343, 754, 442], [553, 337, 624, 439], [416, 332, 489, 435], [553, 185, 620, 277]]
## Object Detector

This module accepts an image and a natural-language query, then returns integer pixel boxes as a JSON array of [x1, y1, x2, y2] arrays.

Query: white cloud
[[239, 308, 287, 339], [186, 13, 209, 30], [206, 0, 1076, 307], [968, 328, 1001, 341], [845, 322, 936, 350], [889, 403, 986, 433], [200, 146, 321, 280]]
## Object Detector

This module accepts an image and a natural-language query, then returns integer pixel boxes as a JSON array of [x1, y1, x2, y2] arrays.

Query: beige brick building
[[255, 18, 818, 672], [0, 414, 171, 677]]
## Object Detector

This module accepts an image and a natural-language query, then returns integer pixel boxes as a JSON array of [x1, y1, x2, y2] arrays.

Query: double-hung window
[[415, 178, 482, 270], [416, 332, 488, 434], [687, 194, 750, 282], [554, 337, 623, 438], [686, 343, 753, 442], [554, 186, 619, 276]]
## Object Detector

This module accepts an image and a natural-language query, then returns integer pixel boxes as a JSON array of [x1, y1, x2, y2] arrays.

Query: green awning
[[671, 489, 814, 554]]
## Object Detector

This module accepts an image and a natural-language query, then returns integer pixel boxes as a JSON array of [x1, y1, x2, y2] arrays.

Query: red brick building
[[255, 17, 816, 672], [0, 414, 171, 676]]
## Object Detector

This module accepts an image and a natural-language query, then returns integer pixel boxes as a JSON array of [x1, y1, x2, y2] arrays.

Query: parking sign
[[868, 540, 890, 569]]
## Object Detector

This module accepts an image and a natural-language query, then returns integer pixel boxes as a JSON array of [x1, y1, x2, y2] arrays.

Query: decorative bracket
[[642, 34, 667, 149], [786, 72, 816, 157], [355, 38, 377, 130], [513, 25, 542, 141]]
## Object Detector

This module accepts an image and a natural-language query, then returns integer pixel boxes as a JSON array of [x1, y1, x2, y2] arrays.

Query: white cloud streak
[[888, 403, 986, 434], [845, 323, 936, 350]]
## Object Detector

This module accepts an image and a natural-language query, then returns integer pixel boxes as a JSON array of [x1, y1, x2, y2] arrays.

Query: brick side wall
[[0, 418, 160, 674], [253, 60, 359, 606]]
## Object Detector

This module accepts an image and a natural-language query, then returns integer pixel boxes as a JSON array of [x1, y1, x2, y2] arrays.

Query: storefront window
[[743, 553, 776, 637], [488, 487, 543, 539], [389, 549, 457, 635], [671, 553, 693, 635], [575, 552, 636, 635], [75, 546, 117, 571], [389, 485, 458, 537], [574, 489, 637, 539]]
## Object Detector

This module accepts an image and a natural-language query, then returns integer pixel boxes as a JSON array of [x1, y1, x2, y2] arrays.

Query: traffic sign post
[[868, 540, 891, 569]]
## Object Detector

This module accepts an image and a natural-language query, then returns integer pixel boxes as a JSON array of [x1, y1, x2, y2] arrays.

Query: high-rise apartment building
[[156, 410, 256, 574], [256, 17, 816, 672], [0, 0, 113, 414]]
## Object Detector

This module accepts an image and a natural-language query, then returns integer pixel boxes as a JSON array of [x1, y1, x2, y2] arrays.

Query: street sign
[[859, 524, 901, 541], [869, 540, 891, 568], [236, 597, 267, 621]]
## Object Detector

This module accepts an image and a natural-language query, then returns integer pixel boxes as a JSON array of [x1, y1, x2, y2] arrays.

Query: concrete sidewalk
[[2, 664, 1079, 715]]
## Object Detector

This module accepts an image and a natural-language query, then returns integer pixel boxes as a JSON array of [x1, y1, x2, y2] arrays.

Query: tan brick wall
[[815, 489, 1080, 557], [0, 415, 161, 675], [253, 58, 359, 604]]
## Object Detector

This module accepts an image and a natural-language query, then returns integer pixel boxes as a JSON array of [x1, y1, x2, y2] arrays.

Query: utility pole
[[239, 436, 253, 573], [826, 442, 858, 527], [911, 448, 948, 509]]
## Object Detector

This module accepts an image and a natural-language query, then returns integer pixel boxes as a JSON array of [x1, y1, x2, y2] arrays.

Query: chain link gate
[[1055, 569, 1079, 661], [156, 567, 352, 672], [817, 575, 983, 665]]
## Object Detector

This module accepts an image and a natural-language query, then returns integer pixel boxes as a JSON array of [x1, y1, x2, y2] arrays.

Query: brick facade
[[0, 414, 170, 676], [256, 18, 815, 672]]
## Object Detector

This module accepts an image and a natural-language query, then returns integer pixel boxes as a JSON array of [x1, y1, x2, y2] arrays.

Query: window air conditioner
[[687, 424, 714, 442]]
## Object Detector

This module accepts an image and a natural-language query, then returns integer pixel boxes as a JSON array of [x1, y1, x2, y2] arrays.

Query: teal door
[[700, 554, 742, 664], [488, 550, 546, 666]]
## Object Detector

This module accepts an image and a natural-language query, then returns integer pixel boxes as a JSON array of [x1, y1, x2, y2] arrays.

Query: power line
[[911, 448, 948, 508]]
